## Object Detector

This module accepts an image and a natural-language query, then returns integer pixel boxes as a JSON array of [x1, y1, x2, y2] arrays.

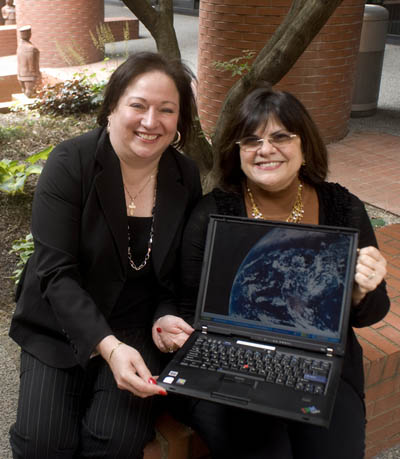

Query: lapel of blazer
[[153, 147, 189, 277], [93, 131, 127, 274]]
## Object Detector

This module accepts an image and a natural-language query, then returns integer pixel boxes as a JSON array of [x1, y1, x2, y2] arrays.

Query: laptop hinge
[[201, 325, 208, 335], [326, 347, 333, 357]]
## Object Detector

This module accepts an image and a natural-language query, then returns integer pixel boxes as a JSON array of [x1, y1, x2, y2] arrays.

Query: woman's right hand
[[96, 335, 167, 398]]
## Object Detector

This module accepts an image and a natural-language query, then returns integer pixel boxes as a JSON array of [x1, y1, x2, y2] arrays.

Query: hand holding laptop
[[98, 335, 168, 397], [153, 315, 194, 353], [353, 246, 387, 304]]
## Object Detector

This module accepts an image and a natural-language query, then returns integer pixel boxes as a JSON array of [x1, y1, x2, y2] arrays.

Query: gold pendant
[[128, 201, 136, 216]]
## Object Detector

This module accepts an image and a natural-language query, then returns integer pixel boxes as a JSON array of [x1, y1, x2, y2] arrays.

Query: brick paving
[[328, 131, 400, 215]]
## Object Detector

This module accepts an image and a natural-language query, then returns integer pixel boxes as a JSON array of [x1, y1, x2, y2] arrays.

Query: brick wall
[[15, 0, 104, 67], [0, 0, 6, 25], [0, 73, 20, 102], [0, 17, 139, 62], [362, 224, 400, 458], [104, 17, 139, 43], [197, 0, 365, 144], [0, 25, 17, 56]]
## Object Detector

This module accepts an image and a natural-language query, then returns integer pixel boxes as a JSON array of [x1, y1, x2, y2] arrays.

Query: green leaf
[[25, 164, 43, 175], [26, 145, 54, 164], [371, 218, 386, 228]]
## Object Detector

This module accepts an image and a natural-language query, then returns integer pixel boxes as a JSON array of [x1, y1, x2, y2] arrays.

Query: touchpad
[[211, 375, 254, 403]]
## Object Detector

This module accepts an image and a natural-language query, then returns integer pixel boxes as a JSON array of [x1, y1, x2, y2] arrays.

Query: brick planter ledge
[[141, 224, 400, 459]]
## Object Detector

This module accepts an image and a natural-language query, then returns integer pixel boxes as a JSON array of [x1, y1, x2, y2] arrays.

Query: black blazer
[[9, 128, 202, 369]]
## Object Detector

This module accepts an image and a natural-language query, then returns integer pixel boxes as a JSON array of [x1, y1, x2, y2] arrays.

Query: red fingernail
[[156, 327, 162, 333], [159, 390, 167, 396], [148, 377, 157, 385]]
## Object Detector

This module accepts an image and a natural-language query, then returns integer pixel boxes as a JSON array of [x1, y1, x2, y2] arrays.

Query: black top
[[109, 217, 158, 330], [179, 182, 390, 399], [109, 216, 157, 330]]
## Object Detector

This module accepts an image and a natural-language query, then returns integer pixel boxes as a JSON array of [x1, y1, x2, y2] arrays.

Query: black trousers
[[171, 378, 366, 459], [9, 329, 164, 459]]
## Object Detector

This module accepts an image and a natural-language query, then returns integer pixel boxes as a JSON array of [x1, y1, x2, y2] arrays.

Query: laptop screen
[[199, 217, 358, 346]]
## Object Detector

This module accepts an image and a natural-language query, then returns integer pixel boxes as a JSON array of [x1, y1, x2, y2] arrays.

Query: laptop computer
[[159, 215, 359, 427]]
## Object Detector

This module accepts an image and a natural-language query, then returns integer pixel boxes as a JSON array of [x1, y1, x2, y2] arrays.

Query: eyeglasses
[[236, 133, 298, 152]]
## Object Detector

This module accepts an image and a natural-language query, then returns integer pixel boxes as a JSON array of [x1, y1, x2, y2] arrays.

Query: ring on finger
[[168, 347, 174, 353], [368, 271, 376, 280]]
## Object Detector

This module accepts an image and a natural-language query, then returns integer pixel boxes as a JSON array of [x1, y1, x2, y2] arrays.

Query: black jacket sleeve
[[347, 193, 390, 328], [179, 194, 219, 325], [318, 182, 390, 328], [31, 134, 113, 365]]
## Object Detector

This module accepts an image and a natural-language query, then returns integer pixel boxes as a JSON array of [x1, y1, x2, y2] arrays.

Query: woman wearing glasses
[[176, 86, 389, 458]]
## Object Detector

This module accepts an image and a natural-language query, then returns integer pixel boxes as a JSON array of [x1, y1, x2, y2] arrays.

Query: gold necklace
[[124, 169, 157, 216], [127, 185, 156, 271], [246, 182, 305, 223]]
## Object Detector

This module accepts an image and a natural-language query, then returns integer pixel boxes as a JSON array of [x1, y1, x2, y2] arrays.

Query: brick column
[[16, 0, 104, 67], [0, 0, 5, 25], [197, 0, 365, 143]]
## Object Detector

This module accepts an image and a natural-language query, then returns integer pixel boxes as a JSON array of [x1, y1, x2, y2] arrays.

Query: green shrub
[[213, 50, 256, 77], [0, 145, 53, 194], [9, 233, 34, 283], [31, 74, 106, 116], [0, 125, 26, 143]]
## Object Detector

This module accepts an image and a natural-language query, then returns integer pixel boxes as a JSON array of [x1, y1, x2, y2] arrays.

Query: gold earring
[[302, 159, 306, 166], [171, 130, 181, 148]]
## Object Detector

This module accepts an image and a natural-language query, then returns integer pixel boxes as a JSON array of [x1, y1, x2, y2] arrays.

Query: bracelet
[[108, 341, 123, 363]]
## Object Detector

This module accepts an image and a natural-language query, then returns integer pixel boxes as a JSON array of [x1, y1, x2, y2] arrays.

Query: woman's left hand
[[152, 315, 194, 353], [353, 246, 387, 305]]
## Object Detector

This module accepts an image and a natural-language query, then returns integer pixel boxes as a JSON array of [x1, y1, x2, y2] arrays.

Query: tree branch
[[212, 0, 343, 158], [122, 0, 180, 58], [123, 0, 158, 34]]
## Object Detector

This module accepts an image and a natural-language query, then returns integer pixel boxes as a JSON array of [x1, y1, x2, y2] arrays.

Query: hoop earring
[[171, 130, 181, 148]]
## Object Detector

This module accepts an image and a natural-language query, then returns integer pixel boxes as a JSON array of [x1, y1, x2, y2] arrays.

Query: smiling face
[[239, 115, 303, 193], [108, 70, 180, 167]]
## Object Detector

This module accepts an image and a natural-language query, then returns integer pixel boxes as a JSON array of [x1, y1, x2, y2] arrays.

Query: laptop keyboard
[[180, 336, 331, 396]]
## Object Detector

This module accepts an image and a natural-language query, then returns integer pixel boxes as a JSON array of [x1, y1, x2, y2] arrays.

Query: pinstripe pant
[[9, 329, 163, 459]]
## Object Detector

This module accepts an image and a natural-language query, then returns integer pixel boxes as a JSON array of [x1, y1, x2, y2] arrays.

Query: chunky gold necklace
[[124, 169, 157, 217], [246, 182, 304, 223]]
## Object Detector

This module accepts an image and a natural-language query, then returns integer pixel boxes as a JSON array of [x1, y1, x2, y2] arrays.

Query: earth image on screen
[[229, 228, 350, 336]]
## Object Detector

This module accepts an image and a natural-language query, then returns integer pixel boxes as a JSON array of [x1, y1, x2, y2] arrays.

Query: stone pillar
[[16, 0, 104, 67], [197, 0, 366, 143]]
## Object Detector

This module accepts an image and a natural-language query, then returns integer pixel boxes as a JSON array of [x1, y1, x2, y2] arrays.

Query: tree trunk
[[121, 0, 344, 185], [122, 0, 180, 59]]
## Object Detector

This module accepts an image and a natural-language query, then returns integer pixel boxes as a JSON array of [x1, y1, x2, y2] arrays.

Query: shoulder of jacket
[[48, 128, 103, 169], [317, 181, 363, 226], [168, 147, 199, 171], [60, 127, 103, 153], [211, 187, 243, 215]]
